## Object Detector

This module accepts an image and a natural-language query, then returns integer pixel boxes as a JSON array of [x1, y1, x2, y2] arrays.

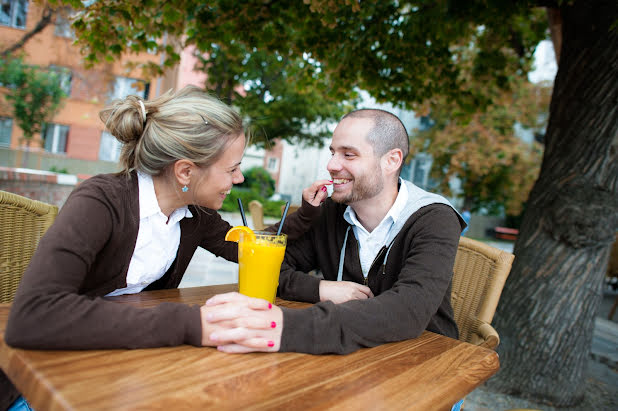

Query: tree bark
[[546, 8, 562, 64], [488, 1, 618, 407]]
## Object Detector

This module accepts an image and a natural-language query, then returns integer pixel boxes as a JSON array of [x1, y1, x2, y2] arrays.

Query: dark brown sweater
[[1, 171, 317, 409], [278, 188, 463, 355]]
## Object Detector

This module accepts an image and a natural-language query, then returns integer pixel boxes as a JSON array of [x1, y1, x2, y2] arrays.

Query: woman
[[2, 86, 328, 408]]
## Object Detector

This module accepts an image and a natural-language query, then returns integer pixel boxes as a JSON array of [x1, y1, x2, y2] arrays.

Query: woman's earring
[[182, 185, 189, 193]]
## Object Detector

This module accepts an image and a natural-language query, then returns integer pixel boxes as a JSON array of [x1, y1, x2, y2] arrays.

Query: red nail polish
[[268, 341, 275, 347], [268, 303, 272, 309], [271, 321, 276, 328], [321, 186, 327, 192]]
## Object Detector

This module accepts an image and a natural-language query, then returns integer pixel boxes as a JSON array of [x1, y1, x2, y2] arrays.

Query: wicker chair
[[451, 237, 514, 350], [280, 204, 301, 217], [0, 191, 58, 303], [248, 200, 266, 230]]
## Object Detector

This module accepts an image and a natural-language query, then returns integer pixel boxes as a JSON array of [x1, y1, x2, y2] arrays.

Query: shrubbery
[[220, 167, 286, 217]]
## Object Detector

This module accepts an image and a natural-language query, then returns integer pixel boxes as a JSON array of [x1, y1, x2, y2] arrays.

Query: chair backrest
[[451, 237, 514, 346], [248, 200, 266, 231], [0, 191, 59, 303], [281, 204, 301, 217]]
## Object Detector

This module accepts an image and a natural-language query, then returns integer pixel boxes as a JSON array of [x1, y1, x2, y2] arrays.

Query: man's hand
[[319, 280, 374, 304], [200, 292, 282, 353], [302, 179, 332, 207]]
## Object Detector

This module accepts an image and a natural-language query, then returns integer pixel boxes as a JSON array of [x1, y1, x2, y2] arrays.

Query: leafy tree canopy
[[0, 56, 67, 143], [51, 0, 547, 145], [413, 76, 552, 216]]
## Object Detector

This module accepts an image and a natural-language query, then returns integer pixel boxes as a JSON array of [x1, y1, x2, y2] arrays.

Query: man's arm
[[279, 206, 461, 354], [277, 229, 322, 303]]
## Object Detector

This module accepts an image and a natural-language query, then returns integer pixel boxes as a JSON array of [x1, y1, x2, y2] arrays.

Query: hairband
[[138, 100, 147, 124]]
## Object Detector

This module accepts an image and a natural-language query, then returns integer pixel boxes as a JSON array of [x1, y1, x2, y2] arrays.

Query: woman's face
[[193, 133, 245, 210]]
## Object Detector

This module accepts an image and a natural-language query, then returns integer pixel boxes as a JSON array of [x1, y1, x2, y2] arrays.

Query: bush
[[220, 188, 286, 218]]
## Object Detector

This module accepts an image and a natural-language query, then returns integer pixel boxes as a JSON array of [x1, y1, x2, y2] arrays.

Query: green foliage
[[220, 167, 283, 217], [53, 0, 546, 145], [220, 188, 285, 218], [49, 165, 69, 174], [0, 57, 67, 143], [412, 77, 552, 216], [237, 167, 275, 198]]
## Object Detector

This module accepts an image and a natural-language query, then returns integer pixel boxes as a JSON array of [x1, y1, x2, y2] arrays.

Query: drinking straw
[[237, 198, 248, 226], [277, 201, 290, 236]]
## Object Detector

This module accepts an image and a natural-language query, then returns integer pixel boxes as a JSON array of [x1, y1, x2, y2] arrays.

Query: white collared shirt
[[106, 172, 193, 296], [343, 179, 408, 278]]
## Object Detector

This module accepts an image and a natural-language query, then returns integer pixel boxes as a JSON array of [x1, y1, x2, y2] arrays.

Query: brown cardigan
[[1, 171, 318, 409]]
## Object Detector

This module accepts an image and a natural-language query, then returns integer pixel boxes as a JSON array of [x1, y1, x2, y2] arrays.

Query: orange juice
[[238, 231, 287, 303]]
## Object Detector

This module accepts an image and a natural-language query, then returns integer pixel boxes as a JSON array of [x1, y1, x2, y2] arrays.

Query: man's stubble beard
[[331, 162, 384, 205]]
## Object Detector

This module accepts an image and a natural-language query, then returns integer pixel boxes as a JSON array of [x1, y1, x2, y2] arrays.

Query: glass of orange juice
[[238, 231, 287, 303]]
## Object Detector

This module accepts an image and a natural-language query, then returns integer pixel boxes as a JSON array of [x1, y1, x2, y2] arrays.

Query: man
[[206, 109, 465, 355]]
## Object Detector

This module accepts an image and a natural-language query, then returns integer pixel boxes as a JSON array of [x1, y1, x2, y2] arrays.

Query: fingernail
[[268, 303, 272, 309], [210, 333, 219, 341], [206, 313, 214, 321], [321, 186, 327, 192], [320, 199, 325, 203], [271, 321, 276, 328], [329, 180, 333, 183], [268, 341, 275, 347]]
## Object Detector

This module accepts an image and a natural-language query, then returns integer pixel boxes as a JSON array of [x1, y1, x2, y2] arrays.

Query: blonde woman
[[2, 86, 329, 409]]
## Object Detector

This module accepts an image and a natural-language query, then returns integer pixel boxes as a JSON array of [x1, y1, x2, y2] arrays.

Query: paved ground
[[181, 212, 618, 410]]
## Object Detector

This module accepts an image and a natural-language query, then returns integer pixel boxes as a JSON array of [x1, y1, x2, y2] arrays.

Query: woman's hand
[[200, 292, 283, 353], [302, 179, 332, 207]]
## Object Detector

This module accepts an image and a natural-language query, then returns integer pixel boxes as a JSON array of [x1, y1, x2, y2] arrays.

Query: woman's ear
[[173, 159, 196, 187], [382, 149, 403, 176]]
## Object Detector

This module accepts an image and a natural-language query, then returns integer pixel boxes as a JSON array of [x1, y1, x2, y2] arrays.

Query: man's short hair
[[341, 109, 409, 161]]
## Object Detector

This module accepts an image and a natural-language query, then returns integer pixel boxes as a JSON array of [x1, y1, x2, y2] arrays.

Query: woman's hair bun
[[99, 95, 146, 144]]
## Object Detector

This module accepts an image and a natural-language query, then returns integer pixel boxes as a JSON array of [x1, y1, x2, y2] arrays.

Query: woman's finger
[[205, 292, 272, 310], [217, 339, 278, 353]]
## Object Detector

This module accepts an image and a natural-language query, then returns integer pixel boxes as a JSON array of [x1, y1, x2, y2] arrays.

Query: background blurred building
[[0, 1, 159, 175]]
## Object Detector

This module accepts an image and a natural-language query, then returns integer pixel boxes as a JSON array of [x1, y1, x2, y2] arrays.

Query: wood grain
[[1, 285, 499, 411]]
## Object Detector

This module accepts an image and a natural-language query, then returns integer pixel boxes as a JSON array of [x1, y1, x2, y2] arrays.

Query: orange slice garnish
[[225, 226, 255, 242]]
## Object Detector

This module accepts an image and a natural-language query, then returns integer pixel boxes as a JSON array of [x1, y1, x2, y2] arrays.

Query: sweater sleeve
[[5, 184, 202, 350], [277, 229, 322, 303], [279, 206, 461, 354]]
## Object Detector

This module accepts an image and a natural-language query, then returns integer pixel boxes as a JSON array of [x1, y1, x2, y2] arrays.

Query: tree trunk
[[488, 1, 618, 407]]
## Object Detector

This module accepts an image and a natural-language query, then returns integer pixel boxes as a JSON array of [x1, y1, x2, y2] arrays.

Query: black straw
[[277, 201, 290, 236], [237, 198, 248, 226]]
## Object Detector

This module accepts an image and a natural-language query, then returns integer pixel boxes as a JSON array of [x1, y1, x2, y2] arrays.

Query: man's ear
[[173, 159, 196, 187], [382, 149, 403, 176]]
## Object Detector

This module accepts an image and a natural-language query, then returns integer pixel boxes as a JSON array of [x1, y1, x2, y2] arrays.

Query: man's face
[[327, 117, 384, 205]]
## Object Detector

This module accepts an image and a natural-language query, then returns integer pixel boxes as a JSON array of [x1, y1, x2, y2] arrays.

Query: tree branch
[[1, 7, 55, 58], [546, 7, 562, 64]]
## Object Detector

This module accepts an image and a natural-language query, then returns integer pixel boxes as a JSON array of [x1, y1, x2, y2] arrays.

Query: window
[[0, 0, 28, 29], [0, 117, 12, 146], [54, 10, 73, 38], [267, 157, 279, 172], [111, 76, 149, 100], [42, 123, 69, 153], [49, 65, 72, 96], [98, 131, 122, 162]]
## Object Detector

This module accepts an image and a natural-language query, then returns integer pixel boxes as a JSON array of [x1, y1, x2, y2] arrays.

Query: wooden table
[[0, 285, 499, 410]]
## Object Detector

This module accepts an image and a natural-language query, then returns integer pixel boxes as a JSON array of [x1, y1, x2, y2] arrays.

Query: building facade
[[0, 1, 159, 175]]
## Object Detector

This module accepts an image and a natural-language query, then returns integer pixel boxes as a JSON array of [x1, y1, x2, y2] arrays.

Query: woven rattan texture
[[451, 237, 514, 346], [0, 191, 58, 303]]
